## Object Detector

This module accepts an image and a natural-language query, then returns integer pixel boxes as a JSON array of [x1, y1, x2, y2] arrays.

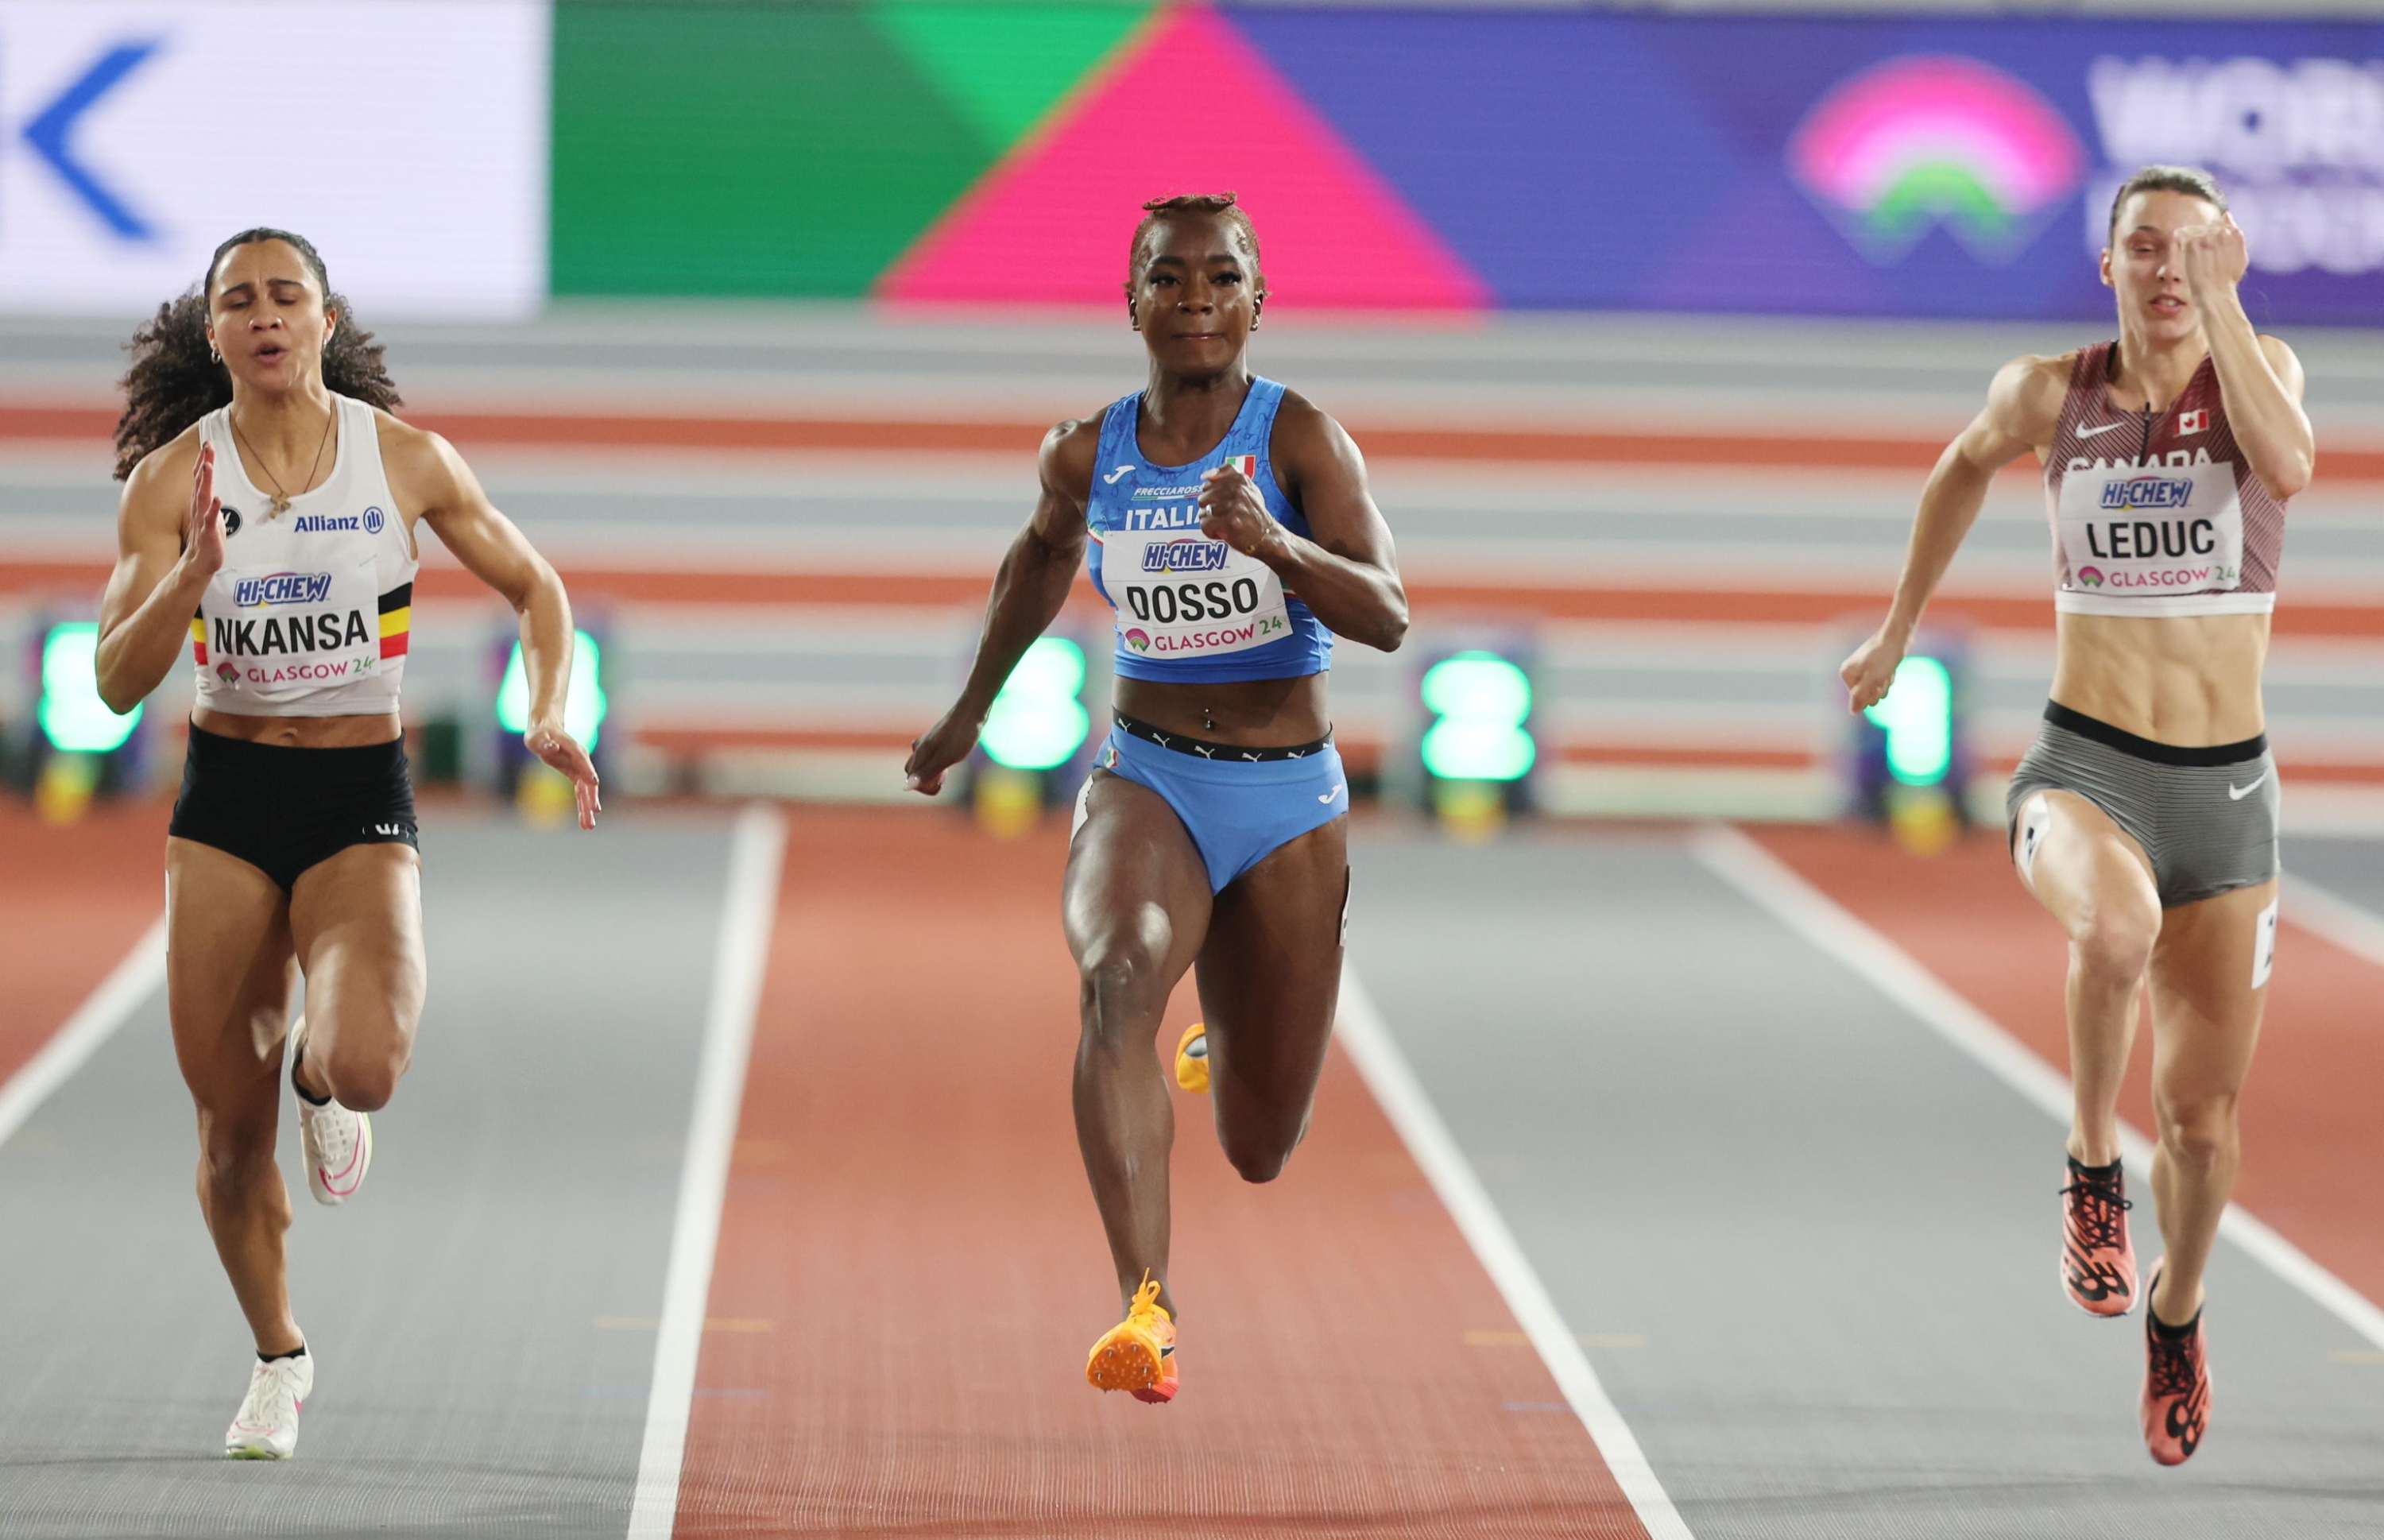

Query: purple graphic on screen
[[1790, 56, 2087, 265]]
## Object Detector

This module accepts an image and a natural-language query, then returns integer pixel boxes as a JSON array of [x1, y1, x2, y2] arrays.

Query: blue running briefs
[[1086, 719, 1348, 893]]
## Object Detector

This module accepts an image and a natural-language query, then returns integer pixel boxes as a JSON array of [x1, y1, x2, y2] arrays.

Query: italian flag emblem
[[1225, 454, 1258, 478]]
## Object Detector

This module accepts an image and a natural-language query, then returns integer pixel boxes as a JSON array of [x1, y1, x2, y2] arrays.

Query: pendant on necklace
[[267, 495, 291, 517]]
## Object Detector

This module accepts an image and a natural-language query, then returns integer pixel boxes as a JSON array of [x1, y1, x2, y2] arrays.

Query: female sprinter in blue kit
[[904, 193, 1407, 1403]]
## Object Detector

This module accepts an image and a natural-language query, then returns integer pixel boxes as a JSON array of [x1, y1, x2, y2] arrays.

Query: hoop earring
[[207, 344, 221, 363]]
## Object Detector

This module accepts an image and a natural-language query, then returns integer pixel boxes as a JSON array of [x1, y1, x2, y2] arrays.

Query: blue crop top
[[1085, 377, 1334, 683]]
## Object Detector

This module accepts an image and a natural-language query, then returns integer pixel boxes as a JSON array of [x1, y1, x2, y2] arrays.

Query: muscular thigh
[[1195, 816, 1347, 1120], [2146, 879, 2274, 1096], [166, 837, 296, 1115], [2013, 789, 2160, 936], [289, 842, 426, 1056], [1063, 770, 1211, 989]]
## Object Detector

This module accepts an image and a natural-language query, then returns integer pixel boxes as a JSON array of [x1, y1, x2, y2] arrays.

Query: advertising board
[[1224, 10, 2384, 323], [0, 0, 548, 319]]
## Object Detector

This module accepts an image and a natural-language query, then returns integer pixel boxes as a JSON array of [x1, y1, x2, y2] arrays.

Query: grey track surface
[[1349, 825, 2384, 1540], [0, 812, 733, 1539]]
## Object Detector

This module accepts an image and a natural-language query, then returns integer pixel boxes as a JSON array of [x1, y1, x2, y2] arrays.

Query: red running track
[[0, 797, 163, 1086], [1753, 823, 2384, 1314], [675, 807, 1648, 1538]]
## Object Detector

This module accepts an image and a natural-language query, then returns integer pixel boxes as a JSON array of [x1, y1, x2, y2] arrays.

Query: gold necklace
[[230, 404, 335, 517]]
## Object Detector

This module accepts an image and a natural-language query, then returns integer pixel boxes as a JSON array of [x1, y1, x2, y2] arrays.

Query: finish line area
[[4, 797, 2384, 1537]]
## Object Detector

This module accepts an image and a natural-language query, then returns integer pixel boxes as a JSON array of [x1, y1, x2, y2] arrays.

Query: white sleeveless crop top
[[190, 394, 418, 716]]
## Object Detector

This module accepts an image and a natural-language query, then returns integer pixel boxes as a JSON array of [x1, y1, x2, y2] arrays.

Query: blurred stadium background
[[6, 0, 2384, 830]]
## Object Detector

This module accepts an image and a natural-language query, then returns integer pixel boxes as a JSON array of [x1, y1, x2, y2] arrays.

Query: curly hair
[[1123, 192, 1266, 298], [113, 227, 401, 482]]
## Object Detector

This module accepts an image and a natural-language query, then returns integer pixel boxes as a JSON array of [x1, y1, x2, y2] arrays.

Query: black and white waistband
[[1113, 711, 1332, 761]]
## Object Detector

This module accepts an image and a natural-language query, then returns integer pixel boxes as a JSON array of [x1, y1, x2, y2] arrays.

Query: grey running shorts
[[2005, 702, 2278, 910]]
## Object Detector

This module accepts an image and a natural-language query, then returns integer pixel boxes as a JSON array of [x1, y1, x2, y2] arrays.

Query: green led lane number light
[[40, 622, 138, 753], [1420, 652, 1535, 782], [1865, 655, 1954, 786], [982, 637, 1089, 772], [497, 631, 609, 749]]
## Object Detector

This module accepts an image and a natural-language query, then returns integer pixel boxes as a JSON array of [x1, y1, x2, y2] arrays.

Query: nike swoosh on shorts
[[2229, 772, 2270, 800]]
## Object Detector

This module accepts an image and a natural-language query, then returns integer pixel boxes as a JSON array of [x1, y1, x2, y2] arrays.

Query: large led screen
[[0, 0, 548, 319], [1215, 9, 2384, 322]]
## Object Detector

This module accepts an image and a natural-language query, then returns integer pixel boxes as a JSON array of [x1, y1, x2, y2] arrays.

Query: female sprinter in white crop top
[[95, 228, 601, 1461], [1842, 166, 2313, 1468]]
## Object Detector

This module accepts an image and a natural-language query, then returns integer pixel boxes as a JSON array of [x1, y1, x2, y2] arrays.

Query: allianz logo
[[234, 571, 335, 608]]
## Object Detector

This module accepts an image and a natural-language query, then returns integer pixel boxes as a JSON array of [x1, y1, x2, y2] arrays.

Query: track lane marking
[[629, 804, 788, 1540], [1692, 823, 2384, 1353], [0, 915, 164, 1151], [1337, 964, 1694, 1540], [2285, 874, 2384, 971]]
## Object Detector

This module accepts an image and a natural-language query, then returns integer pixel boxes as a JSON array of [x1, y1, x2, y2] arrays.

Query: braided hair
[[1123, 192, 1266, 298], [112, 227, 401, 482]]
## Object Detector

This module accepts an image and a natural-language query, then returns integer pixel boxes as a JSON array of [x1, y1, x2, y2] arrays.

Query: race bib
[[1101, 527, 1292, 662], [2057, 460, 2242, 599], [199, 555, 383, 701]]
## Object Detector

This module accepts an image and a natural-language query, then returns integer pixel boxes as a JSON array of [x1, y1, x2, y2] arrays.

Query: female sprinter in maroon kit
[[1844, 168, 2313, 1465], [97, 229, 601, 1459], [905, 194, 1407, 1402]]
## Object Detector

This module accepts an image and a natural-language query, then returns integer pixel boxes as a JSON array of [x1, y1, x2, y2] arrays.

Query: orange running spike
[[2060, 1157, 2137, 1317], [1175, 1023, 1210, 1095], [1086, 1275, 1176, 1402]]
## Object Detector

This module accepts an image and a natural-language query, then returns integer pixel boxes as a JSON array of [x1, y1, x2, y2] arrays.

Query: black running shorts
[[168, 724, 419, 892]]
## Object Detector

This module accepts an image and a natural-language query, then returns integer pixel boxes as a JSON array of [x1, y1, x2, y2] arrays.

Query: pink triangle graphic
[[878, 5, 1488, 311]]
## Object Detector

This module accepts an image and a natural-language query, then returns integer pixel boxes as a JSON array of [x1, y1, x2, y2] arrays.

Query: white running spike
[[224, 1351, 313, 1460], [290, 1017, 373, 1206]]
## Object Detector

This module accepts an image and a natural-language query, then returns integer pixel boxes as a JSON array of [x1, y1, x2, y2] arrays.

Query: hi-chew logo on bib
[[2060, 459, 2242, 595], [1143, 538, 1230, 574], [2100, 475, 2193, 511], [204, 556, 385, 694], [235, 571, 335, 608]]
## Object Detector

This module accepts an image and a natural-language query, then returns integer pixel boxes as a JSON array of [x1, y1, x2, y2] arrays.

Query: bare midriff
[[2049, 611, 2268, 745], [1113, 672, 1329, 747], [192, 708, 403, 749]]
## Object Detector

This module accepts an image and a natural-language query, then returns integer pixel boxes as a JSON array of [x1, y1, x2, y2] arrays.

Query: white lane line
[[2284, 875, 2384, 973], [629, 804, 789, 1540], [1691, 823, 2384, 1353], [1337, 965, 1696, 1540], [0, 915, 165, 1151]]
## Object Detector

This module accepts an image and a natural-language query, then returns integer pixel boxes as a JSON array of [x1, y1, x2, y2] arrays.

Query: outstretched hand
[[905, 706, 981, 796], [527, 722, 601, 829]]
